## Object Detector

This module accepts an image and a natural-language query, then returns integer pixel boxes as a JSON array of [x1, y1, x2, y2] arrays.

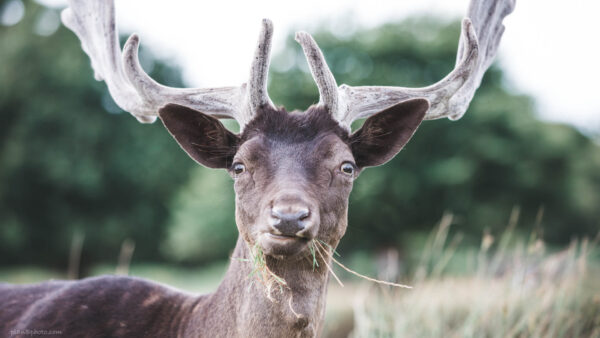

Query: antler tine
[[61, 0, 275, 130], [298, 0, 515, 130], [295, 32, 340, 119], [61, 0, 155, 122], [463, 0, 516, 83], [248, 19, 275, 117], [120, 34, 247, 121]]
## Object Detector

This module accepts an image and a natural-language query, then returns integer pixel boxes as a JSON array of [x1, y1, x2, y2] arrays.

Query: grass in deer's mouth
[[237, 241, 320, 298], [241, 243, 288, 298], [238, 238, 412, 301], [311, 239, 412, 289], [308, 240, 319, 271]]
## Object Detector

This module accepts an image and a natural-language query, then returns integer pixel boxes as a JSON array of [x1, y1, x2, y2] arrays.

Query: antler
[[296, 0, 516, 131], [61, 0, 274, 129]]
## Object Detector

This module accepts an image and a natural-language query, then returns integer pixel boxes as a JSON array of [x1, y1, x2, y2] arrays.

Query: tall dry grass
[[349, 211, 600, 338]]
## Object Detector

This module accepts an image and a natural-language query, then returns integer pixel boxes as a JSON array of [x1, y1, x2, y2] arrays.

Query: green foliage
[[0, 1, 195, 267], [161, 169, 236, 264]]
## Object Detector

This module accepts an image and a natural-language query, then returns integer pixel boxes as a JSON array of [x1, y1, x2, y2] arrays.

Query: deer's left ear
[[159, 104, 239, 169], [350, 98, 429, 168]]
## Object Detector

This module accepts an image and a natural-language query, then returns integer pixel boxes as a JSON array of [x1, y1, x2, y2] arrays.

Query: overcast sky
[[33, 0, 600, 133]]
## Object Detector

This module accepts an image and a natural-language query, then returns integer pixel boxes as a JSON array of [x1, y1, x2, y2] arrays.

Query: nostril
[[270, 216, 281, 226], [270, 209, 280, 220], [299, 209, 310, 221]]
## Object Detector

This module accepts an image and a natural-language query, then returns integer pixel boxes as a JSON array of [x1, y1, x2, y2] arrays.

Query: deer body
[[1, 237, 329, 337], [1, 277, 195, 337], [0, 0, 514, 336]]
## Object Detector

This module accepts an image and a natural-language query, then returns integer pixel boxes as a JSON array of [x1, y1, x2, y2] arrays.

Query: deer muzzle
[[259, 190, 320, 257]]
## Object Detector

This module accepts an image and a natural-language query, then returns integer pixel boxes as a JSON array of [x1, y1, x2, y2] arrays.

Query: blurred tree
[[161, 169, 237, 264], [0, 0, 196, 267], [165, 18, 600, 262]]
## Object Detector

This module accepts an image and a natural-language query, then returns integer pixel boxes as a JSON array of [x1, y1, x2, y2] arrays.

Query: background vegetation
[[0, 0, 196, 268], [1, 1, 599, 336]]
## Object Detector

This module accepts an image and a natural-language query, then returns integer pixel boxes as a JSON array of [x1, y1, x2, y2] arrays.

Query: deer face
[[231, 108, 354, 258], [158, 99, 428, 259]]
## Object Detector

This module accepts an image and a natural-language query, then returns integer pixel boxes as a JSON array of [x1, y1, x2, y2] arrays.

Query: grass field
[[347, 231, 600, 337]]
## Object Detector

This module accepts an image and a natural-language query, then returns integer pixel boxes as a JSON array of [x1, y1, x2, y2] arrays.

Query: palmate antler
[[297, 0, 516, 131], [61, 0, 274, 129]]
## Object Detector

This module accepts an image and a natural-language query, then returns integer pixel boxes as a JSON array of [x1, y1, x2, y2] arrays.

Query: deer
[[0, 0, 515, 337]]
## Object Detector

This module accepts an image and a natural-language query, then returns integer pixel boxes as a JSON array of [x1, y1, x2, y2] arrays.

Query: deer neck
[[184, 237, 332, 337]]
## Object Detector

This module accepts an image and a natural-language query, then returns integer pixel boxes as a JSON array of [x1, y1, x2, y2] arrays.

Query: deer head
[[158, 99, 428, 259]]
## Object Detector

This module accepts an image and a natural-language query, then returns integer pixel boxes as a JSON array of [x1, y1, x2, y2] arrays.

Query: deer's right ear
[[158, 104, 240, 169]]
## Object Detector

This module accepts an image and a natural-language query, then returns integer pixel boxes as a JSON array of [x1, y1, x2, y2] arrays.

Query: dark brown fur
[[0, 99, 428, 338]]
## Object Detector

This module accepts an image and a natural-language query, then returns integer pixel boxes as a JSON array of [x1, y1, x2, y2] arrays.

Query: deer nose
[[269, 205, 311, 237]]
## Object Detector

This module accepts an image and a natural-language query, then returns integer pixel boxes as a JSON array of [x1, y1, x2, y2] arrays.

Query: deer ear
[[158, 104, 239, 169], [350, 98, 429, 168]]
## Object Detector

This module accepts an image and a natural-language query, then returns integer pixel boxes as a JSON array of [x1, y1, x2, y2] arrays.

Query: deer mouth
[[260, 233, 310, 257], [267, 233, 304, 240]]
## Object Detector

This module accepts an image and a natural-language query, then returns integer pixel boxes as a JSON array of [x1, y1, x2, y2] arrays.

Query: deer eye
[[232, 162, 246, 176], [340, 162, 355, 176]]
